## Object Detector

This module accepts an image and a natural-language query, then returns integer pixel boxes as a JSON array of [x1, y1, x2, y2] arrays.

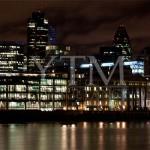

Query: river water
[[0, 122, 150, 150]]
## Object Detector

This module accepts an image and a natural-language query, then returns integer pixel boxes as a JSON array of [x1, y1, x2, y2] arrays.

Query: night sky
[[0, 0, 150, 54]]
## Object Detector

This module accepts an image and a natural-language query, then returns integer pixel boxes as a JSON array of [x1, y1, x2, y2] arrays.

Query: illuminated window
[[16, 85, 26, 92], [54, 79, 67, 85], [28, 22, 35, 28], [55, 86, 67, 92]]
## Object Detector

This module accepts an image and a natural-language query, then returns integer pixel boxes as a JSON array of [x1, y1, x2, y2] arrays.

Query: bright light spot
[[116, 122, 121, 129], [122, 105, 126, 110], [83, 122, 87, 129], [80, 64, 93, 68], [63, 107, 67, 111], [71, 124, 76, 129], [99, 101, 102, 105], [101, 62, 114, 67], [99, 122, 103, 129], [72, 107, 76, 110], [85, 107, 89, 111], [62, 125, 67, 129], [121, 122, 126, 129]]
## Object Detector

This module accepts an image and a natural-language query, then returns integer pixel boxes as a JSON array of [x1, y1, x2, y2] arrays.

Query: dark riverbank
[[0, 110, 150, 123]]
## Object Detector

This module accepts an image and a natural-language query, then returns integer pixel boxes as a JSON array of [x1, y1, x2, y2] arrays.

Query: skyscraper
[[113, 25, 132, 60], [99, 25, 132, 63], [27, 11, 49, 57]]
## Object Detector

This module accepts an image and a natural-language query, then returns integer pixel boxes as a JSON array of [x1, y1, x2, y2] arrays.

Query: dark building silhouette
[[100, 47, 122, 62], [48, 26, 57, 45], [144, 47, 150, 77], [113, 25, 132, 60], [27, 11, 48, 57], [27, 11, 49, 71], [100, 25, 132, 63], [0, 13, 148, 111]]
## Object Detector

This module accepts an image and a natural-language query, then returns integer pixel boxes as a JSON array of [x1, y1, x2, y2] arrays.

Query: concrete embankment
[[0, 110, 150, 123]]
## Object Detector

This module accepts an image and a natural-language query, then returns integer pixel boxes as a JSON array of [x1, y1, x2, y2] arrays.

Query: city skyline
[[0, 0, 150, 54], [0, 10, 148, 111], [0, 2, 150, 150]]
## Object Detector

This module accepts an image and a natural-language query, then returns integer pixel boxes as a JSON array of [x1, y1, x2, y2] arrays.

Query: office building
[[27, 11, 48, 57], [113, 25, 132, 60], [0, 13, 148, 111], [0, 41, 26, 72], [46, 45, 70, 56], [27, 11, 49, 71]]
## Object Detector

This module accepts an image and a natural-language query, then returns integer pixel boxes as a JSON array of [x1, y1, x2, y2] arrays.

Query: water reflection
[[61, 125, 68, 150], [70, 124, 76, 150], [99, 122, 103, 128], [0, 122, 149, 150], [83, 122, 87, 129]]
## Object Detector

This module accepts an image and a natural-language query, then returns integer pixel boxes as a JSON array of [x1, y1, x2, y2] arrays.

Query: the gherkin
[[113, 25, 132, 60]]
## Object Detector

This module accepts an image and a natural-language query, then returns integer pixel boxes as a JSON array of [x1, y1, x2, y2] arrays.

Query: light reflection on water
[[0, 122, 150, 150]]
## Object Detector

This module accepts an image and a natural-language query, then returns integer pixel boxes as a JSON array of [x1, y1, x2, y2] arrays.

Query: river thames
[[0, 122, 150, 150]]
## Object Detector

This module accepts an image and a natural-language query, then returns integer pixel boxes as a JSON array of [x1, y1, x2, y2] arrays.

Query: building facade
[[0, 13, 149, 111], [27, 11, 49, 57], [113, 25, 132, 60], [0, 41, 26, 72]]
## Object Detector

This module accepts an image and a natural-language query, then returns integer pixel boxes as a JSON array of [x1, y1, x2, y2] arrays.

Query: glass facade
[[113, 25, 132, 60], [27, 11, 48, 57], [0, 74, 68, 110], [0, 42, 26, 72], [46, 45, 70, 56], [0, 13, 149, 111]]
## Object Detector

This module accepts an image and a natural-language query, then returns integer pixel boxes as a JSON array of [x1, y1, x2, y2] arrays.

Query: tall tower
[[113, 25, 132, 60], [27, 11, 48, 57]]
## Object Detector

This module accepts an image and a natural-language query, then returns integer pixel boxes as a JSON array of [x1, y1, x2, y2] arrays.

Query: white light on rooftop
[[80, 64, 93, 68]]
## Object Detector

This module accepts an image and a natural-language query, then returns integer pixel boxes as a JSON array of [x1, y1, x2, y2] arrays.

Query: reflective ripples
[[0, 122, 150, 150]]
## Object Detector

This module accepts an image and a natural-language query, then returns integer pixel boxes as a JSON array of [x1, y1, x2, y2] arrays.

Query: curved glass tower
[[113, 25, 132, 60]]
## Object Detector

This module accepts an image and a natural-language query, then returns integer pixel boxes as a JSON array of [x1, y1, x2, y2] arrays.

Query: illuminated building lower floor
[[0, 73, 149, 111]]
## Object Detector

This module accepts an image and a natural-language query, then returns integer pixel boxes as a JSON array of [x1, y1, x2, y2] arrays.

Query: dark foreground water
[[0, 122, 150, 150]]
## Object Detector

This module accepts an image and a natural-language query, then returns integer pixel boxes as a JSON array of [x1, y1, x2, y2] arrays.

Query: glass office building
[[0, 13, 149, 111], [0, 41, 26, 72], [27, 11, 48, 57], [0, 72, 68, 110], [113, 25, 132, 60]]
